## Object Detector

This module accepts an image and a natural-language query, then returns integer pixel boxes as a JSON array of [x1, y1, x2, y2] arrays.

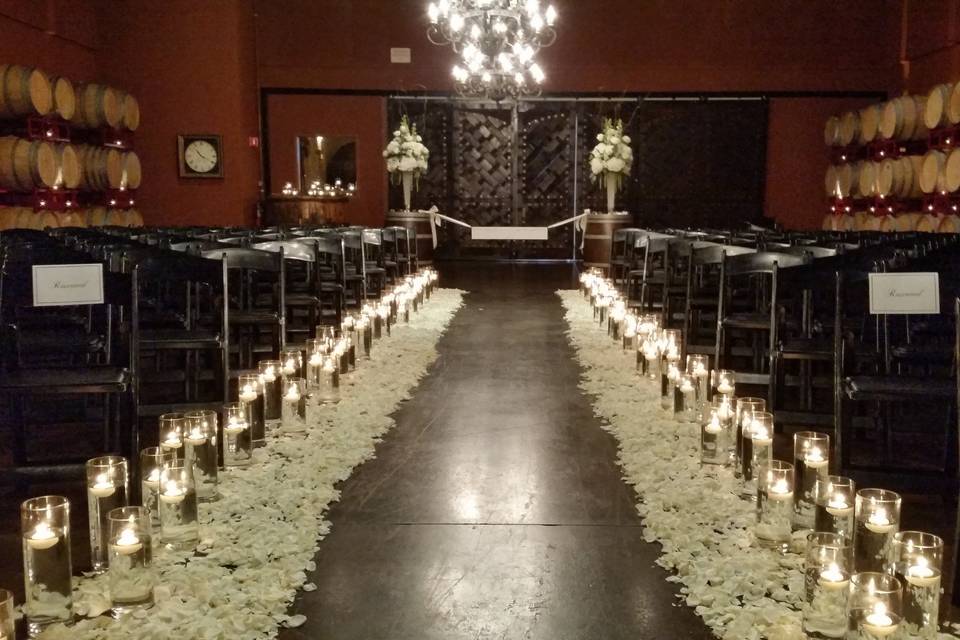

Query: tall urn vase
[[401, 171, 414, 212], [605, 172, 618, 213]]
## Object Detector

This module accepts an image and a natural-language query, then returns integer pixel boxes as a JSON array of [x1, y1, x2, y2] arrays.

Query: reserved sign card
[[868, 272, 940, 315], [32, 263, 104, 307]]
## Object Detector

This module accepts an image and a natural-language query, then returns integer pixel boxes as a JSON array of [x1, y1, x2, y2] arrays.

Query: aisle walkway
[[283, 263, 713, 640]]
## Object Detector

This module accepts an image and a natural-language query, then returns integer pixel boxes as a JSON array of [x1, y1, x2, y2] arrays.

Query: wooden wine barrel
[[72, 83, 121, 129], [822, 213, 855, 231], [836, 162, 860, 198], [853, 211, 872, 231], [894, 212, 922, 232], [48, 75, 76, 121], [876, 158, 900, 197], [920, 150, 947, 194], [821, 213, 836, 231], [85, 206, 110, 226], [55, 210, 86, 228], [118, 92, 140, 131], [121, 150, 141, 189], [824, 165, 840, 197], [879, 96, 926, 140], [17, 209, 59, 230], [944, 147, 960, 193], [917, 214, 942, 233], [879, 99, 902, 140], [0, 64, 52, 117], [78, 145, 123, 190], [386, 210, 433, 265], [583, 212, 633, 270], [836, 213, 855, 231], [904, 155, 924, 197], [54, 143, 81, 189], [906, 95, 928, 140], [839, 111, 861, 146], [0, 136, 58, 190], [824, 116, 841, 147], [877, 215, 897, 232], [949, 83, 960, 124], [0, 207, 22, 230], [925, 83, 953, 130], [937, 214, 960, 233], [860, 104, 881, 143], [127, 208, 144, 227], [857, 161, 879, 198]]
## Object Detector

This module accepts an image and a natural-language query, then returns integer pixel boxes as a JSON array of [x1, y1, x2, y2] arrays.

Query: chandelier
[[427, 0, 558, 99]]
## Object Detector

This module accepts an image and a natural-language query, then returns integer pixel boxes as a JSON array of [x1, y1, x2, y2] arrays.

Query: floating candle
[[862, 603, 897, 637], [284, 387, 302, 403], [261, 366, 276, 382], [26, 522, 59, 550], [308, 352, 323, 367], [184, 429, 206, 446], [804, 447, 829, 469], [112, 525, 143, 555], [224, 417, 246, 435], [717, 381, 734, 394], [826, 494, 852, 516], [239, 384, 258, 403], [282, 359, 297, 375], [818, 563, 849, 591], [143, 468, 161, 489], [752, 426, 773, 446], [704, 415, 723, 435], [159, 481, 185, 505], [865, 507, 895, 533], [161, 436, 182, 450], [89, 472, 116, 498], [767, 478, 793, 501], [905, 557, 939, 588]]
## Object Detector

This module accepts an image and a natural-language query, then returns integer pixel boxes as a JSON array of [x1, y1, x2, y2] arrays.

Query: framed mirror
[[297, 135, 357, 196]]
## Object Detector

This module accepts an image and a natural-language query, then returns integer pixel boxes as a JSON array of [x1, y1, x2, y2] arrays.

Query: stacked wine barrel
[[0, 64, 142, 230], [824, 82, 960, 233]]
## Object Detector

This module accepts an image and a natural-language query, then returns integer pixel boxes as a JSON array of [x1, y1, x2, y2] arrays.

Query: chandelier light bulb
[[426, 0, 558, 98]]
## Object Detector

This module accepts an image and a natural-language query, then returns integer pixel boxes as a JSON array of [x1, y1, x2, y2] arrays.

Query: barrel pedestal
[[582, 212, 634, 271], [386, 210, 434, 266]]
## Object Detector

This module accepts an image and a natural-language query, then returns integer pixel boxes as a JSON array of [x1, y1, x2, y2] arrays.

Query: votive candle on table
[[140, 447, 176, 532], [735, 397, 766, 482], [803, 531, 852, 639], [813, 475, 855, 542], [158, 412, 185, 458], [700, 396, 734, 466], [86, 456, 129, 572], [854, 488, 901, 573], [891, 531, 942, 637], [793, 431, 830, 531], [674, 373, 698, 423], [238, 374, 266, 447], [21, 495, 72, 633], [158, 461, 199, 551], [848, 573, 902, 639], [756, 460, 794, 552], [259, 359, 282, 425], [282, 377, 308, 432], [0, 588, 14, 639], [222, 402, 252, 466], [107, 506, 154, 614], [183, 409, 219, 502], [747, 411, 775, 500]]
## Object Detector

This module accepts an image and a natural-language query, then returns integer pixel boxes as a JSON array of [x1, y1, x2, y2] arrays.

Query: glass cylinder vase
[[746, 411, 774, 500], [891, 531, 942, 637], [158, 461, 200, 551], [735, 397, 766, 482], [158, 412, 185, 458], [793, 431, 830, 531], [854, 488, 901, 573], [686, 354, 710, 414], [802, 531, 852, 639], [259, 360, 282, 425], [756, 459, 794, 552], [222, 402, 252, 466], [0, 588, 14, 639], [701, 396, 735, 466], [813, 475, 856, 542], [140, 446, 177, 533], [674, 373, 699, 423], [847, 573, 902, 639], [280, 348, 302, 380], [713, 368, 736, 397], [86, 455, 129, 572], [107, 506, 154, 614], [238, 374, 265, 447], [315, 355, 341, 405], [183, 410, 219, 502], [21, 495, 72, 633], [281, 377, 308, 432]]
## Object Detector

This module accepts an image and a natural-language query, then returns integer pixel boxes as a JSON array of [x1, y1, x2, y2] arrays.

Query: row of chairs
[[0, 223, 421, 483]]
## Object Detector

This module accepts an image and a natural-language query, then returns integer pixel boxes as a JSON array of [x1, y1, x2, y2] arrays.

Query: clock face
[[184, 140, 218, 173]]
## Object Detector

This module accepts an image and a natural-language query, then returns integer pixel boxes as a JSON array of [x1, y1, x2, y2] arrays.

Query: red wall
[[901, 0, 960, 92], [0, 1, 98, 84], [266, 94, 386, 227], [94, 0, 261, 227]]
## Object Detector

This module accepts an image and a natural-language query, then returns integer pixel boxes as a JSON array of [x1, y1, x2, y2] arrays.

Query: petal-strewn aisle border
[[557, 290, 958, 640], [39, 289, 465, 640]]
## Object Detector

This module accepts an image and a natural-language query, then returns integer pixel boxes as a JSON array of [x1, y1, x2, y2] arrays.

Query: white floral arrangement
[[383, 115, 429, 184], [589, 117, 633, 190]]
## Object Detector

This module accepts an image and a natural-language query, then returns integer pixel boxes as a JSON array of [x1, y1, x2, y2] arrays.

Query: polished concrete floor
[[280, 262, 713, 640]]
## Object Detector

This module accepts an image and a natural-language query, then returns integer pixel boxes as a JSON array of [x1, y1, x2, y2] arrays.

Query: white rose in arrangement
[[587, 117, 633, 189], [383, 115, 430, 186]]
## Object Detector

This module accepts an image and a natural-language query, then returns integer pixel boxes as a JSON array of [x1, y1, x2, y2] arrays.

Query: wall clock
[[178, 134, 223, 178]]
